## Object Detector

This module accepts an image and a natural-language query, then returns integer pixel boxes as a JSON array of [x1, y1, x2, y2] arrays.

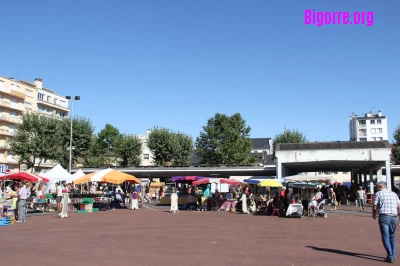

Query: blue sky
[[0, 0, 399, 142]]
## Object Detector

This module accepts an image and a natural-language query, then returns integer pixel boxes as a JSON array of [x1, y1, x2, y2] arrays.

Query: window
[[377, 119, 382, 124], [359, 120, 366, 125], [343, 172, 349, 174], [26, 89, 34, 97], [358, 129, 367, 136], [370, 128, 376, 134], [143, 154, 149, 160], [142, 142, 148, 149], [378, 137, 383, 141], [371, 137, 376, 141], [24, 101, 33, 110], [370, 120, 375, 124], [359, 138, 367, 141], [9, 111, 17, 117], [54, 98, 58, 105], [9, 125, 16, 133], [38, 93, 44, 101], [47, 96, 51, 102], [377, 128, 382, 133]]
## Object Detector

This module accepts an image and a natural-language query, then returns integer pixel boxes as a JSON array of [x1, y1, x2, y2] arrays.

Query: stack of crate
[[1, 199, 13, 218], [80, 198, 94, 213], [0, 217, 15, 226]]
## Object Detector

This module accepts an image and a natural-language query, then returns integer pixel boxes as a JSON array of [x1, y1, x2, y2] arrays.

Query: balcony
[[36, 110, 65, 120], [0, 128, 12, 136], [10, 89, 25, 99], [0, 115, 21, 124], [0, 156, 18, 164], [0, 100, 24, 111], [37, 99, 69, 111], [0, 144, 10, 150]]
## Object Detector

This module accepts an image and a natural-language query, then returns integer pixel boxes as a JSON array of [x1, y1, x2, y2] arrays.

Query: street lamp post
[[66, 96, 80, 173]]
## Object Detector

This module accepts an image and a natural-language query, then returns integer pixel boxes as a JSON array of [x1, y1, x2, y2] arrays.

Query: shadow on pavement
[[306, 246, 384, 262]]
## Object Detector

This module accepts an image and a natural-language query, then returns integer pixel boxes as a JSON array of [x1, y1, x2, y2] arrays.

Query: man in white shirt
[[17, 182, 28, 222]]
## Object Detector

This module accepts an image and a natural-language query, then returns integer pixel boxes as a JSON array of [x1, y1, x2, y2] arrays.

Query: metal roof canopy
[[275, 140, 391, 151], [275, 140, 392, 178], [282, 160, 385, 173], [74, 166, 277, 178]]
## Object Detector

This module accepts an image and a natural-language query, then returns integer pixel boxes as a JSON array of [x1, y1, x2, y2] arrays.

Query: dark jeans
[[379, 215, 398, 260]]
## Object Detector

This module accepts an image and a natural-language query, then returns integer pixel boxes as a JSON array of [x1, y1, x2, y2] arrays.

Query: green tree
[[56, 117, 94, 169], [273, 128, 308, 158], [10, 112, 62, 172], [84, 135, 106, 167], [147, 127, 193, 166], [117, 134, 142, 166], [392, 125, 400, 164], [174, 132, 194, 165], [96, 124, 121, 164], [274, 128, 308, 144], [195, 113, 256, 165]]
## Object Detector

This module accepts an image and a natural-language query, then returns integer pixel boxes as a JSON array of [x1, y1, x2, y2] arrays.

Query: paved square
[[1, 207, 395, 266]]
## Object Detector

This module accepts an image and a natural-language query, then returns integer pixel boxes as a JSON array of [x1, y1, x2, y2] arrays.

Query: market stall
[[73, 168, 140, 211], [40, 164, 74, 183]]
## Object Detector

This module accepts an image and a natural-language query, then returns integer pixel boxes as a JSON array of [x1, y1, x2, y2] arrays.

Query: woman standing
[[170, 188, 179, 213], [330, 188, 337, 211], [11, 184, 20, 219], [36, 183, 44, 211]]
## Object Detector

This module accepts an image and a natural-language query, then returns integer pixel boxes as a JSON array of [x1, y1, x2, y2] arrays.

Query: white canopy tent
[[284, 174, 332, 184], [72, 169, 85, 180], [40, 164, 74, 183]]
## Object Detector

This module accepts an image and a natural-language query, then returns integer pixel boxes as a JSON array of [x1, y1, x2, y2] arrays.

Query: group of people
[[1, 181, 34, 223]]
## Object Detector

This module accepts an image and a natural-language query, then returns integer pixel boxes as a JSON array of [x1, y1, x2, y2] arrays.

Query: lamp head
[[66, 96, 71, 100], [75, 96, 80, 100]]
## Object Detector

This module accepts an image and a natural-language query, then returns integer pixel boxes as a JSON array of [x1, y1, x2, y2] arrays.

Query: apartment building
[[0, 76, 70, 173], [349, 111, 388, 141], [139, 129, 154, 166]]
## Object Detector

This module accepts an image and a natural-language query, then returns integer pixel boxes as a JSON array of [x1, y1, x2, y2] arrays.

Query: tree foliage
[[10, 113, 94, 172], [96, 124, 121, 163], [55, 117, 94, 168], [10, 113, 64, 172], [273, 128, 308, 158], [147, 127, 193, 166], [274, 129, 308, 144], [84, 135, 106, 167], [195, 113, 256, 165], [392, 125, 400, 164], [117, 134, 142, 166]]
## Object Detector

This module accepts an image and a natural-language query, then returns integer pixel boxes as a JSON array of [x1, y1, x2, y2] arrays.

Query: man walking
[[17, 182, 28, 222], [373, 181, 400, 263], [357, 186, 366, 211]]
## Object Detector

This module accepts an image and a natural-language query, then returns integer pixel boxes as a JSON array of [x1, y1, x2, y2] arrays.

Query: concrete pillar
[[355, 172, 359, 185], [363, 173, 368, 187], [385, 160, 392, 191], [276, 157, 282, 183], [377, 168, 382, 182], [368, 170, 374, 194]]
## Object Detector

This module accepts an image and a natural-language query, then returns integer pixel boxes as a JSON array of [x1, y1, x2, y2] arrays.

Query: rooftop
[[251, 138, 271, 150], [275, 140, 391, 151]]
